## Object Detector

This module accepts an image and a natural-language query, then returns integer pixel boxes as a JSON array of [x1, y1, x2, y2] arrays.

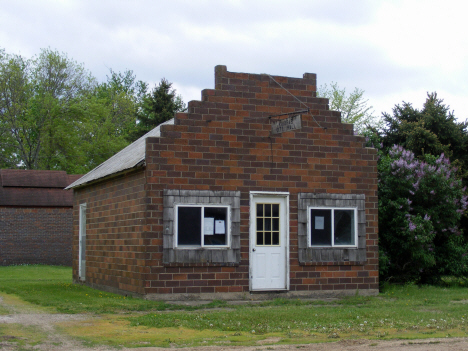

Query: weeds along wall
[[72, 66, 378, 298]]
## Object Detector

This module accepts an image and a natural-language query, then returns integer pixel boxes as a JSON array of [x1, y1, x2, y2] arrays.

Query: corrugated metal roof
[[66, 119, 174, 189]]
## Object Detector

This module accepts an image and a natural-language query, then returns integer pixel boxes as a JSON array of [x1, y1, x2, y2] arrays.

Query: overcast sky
[[1, 0, 467, 121]]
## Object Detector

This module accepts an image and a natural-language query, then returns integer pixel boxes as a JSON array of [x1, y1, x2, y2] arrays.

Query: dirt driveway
[[1, 294, 468, 351]]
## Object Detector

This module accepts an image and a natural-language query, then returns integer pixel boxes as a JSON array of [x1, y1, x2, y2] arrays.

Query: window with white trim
[[308, 207, 357, 247], [163, 189, 240, 264], [175, 204, 230, 248]]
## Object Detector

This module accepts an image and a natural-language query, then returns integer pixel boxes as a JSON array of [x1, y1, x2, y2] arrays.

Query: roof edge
[[67, 163, 146, 190]]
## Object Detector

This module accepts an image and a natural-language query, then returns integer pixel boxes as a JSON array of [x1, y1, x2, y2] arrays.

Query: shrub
[[379, 145, 468, 283]]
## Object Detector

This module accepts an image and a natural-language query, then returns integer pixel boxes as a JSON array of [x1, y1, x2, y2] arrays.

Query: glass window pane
[[257, 217, 263, 230], [256, 231, 263, 245], [265, 204, 271, 217], [204, 207, 227, 246], [272, 232, 279, 245], [178, 207, 201, 245], [334, 210, 355, 245], [272, 218, 279, 231], [204, 207, 226, 220], [272, 204, 279, 217], [265, 232, 272, 245], [310, 209, 332, 246], [204, 234, 226, 245], [257, 204, 263, 217], [265, 218, 271, 231]]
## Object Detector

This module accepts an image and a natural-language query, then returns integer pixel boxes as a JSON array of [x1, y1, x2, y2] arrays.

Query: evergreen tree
[[381, 93, 468, 175], [129, 78, 186, 141]]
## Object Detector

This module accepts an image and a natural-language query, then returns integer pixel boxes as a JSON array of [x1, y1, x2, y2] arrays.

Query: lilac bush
[[379, 145, 468, 283]]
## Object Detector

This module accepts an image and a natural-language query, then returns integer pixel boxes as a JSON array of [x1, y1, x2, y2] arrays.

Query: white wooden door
[[250, 193, 289, 291], [78, 204, 86, 281]]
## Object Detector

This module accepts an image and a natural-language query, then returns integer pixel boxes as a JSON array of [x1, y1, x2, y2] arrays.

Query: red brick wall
[[72, 170, 149, 295], [0, 207, 73, 266], [143, 66, 378, 296]]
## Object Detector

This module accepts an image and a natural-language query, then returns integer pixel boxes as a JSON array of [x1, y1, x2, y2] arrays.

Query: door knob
[[252, 248, 256, 252]]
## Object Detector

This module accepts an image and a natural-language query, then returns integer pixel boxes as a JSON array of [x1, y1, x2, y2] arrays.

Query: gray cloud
[[1, 0, 466, 118]]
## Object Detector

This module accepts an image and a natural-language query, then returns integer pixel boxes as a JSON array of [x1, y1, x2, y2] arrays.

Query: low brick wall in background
[[0, 207, 73, 266]]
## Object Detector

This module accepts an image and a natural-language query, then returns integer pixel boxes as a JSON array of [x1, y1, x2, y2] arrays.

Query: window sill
[[163, 262, 240, 267], [299, 260, 367, 266], [308, 246, 358, 249], [175, 246, 231, 250]]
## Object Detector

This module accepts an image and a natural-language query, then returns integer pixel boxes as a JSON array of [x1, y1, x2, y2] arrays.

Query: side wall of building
[[0, 207, 73, 266], [72, 170, 149, 295], [143, 66, 379, 297]]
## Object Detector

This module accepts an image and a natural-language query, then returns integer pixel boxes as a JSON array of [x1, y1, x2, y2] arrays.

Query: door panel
[[250, 194, 289, 291]]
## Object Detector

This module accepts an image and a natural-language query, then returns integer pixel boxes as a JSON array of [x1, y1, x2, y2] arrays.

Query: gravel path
[[0, 296, 112, 351]]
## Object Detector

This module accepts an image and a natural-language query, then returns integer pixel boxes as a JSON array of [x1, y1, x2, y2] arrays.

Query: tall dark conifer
[[129, 78, 186, 141]]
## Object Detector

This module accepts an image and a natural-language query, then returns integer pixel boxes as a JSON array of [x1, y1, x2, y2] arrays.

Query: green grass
[[0, 265, 222, 313], [1, 265, 468, 348], [130, 285, 468, 337]]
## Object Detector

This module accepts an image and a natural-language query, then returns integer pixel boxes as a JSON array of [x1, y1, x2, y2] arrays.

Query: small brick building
[[68, 66, 378, 300], [0, 169, 81, 266]]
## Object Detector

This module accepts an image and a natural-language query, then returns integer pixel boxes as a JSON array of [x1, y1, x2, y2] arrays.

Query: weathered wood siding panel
[[162, 189, 241, 265], [298, 193, 367, 264]]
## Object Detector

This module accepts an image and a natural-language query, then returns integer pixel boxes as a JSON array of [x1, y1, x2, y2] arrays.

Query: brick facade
[[72, 66, 378, 299], [72, 170, 149, 294]]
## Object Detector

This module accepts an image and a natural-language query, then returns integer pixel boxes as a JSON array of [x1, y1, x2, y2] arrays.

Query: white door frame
[[249, 191, 289, 291], [78, 203, 87, 281]]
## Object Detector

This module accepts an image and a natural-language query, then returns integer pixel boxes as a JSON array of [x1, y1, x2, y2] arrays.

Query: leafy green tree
[[93, 69, 147, 140], [0, 49, 153, 174], [379, 145, 468, 284], [0, 48, 95, 170], [317, 82, 380, 134], [0, 49, 27, 168], [129, 78, 186, 141]]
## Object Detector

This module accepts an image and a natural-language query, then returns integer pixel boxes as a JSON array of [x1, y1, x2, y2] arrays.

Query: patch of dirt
[[134, 338, 468, 351], [0, 295, 113, 351], [1, 295, 468, 351]]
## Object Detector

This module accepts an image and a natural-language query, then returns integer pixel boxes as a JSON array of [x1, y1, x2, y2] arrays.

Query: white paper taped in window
[[204, 217, 214, 235], [215, 220, 225, 234], [315, 216, 324, 230]]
